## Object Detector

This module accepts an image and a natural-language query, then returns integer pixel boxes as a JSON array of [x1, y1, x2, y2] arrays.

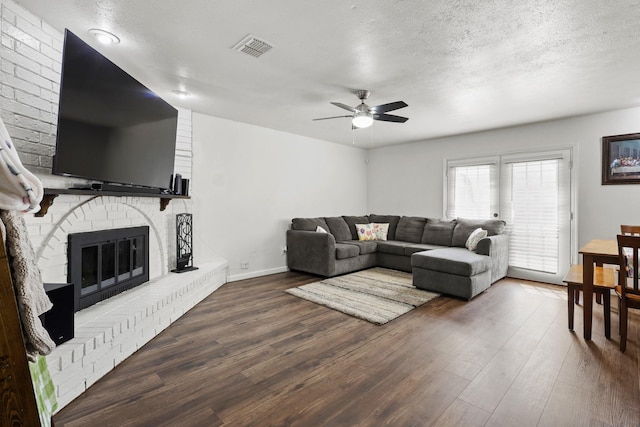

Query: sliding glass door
[[446, 149, 573, 284]]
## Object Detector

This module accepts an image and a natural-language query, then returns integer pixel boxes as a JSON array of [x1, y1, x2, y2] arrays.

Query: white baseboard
[[227, 266, 289, 282]]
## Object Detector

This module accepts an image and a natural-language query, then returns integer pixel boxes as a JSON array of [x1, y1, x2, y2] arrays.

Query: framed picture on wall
[[602, 132, 640, 185]]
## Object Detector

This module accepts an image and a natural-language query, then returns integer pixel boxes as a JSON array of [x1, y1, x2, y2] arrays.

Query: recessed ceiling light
[[171, 90, 190, 98], [88, 29, 120, 45]]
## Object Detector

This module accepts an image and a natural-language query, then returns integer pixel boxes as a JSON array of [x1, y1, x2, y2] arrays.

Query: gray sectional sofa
[[286, 215, 509, 300]]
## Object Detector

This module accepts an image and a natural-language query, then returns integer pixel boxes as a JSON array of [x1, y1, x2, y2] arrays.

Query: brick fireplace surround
[[28, 191, 228, 410], [0, 0, 229, 412]]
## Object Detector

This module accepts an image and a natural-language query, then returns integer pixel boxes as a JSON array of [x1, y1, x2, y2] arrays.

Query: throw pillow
[[316, 225, 328, 233], [452, 218, 506, 247], [371, 223, 390, 241], [355, 223, 376, 241], [465, 228, 488, 251], [368, 214, 400, 240]]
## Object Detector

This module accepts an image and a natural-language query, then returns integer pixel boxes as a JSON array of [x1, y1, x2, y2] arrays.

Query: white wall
[[192, 113, 368, 280], [367, 106, 640, 251]]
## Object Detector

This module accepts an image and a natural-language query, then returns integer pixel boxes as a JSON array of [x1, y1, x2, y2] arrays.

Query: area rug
[[285, 267, 439, 325]]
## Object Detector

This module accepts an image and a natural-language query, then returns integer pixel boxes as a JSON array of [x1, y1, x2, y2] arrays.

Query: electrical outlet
[[282, 245, 287, 254], [240, 261, 249, 270]]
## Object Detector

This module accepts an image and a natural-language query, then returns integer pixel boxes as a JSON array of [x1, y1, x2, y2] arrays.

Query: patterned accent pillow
[[355, 223, 376, 241], [356, 223, 389, 241], [371, 223, 390, 241]]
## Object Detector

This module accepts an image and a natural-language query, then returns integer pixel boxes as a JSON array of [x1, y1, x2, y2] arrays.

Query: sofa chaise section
[[411, 247, 493, 300]]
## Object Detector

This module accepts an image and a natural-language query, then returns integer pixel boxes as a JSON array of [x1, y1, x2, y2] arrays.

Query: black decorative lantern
[[172, 213, 198, 273]]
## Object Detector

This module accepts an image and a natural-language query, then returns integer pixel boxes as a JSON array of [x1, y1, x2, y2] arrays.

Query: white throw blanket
[[1, 210, 55, 360], [0, 118, 43, 213], [0, 116, 52, 359]]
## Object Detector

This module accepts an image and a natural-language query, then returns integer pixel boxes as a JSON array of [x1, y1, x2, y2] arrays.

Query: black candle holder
[[172, 213, 198, 273]]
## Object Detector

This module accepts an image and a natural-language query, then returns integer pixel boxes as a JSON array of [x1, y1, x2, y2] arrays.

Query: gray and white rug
[[285, 267, 439, 325]]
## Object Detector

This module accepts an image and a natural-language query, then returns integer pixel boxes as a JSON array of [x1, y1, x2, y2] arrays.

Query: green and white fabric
[[29, 355, 58, 427]]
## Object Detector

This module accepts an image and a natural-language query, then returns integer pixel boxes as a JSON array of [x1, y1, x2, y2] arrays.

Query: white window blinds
[[446, 159, 498, 220], [500, 150, 572, 282], [502, 159, 560, 273]]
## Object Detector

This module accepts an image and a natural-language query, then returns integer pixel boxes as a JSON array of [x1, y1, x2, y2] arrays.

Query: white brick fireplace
[[27, 190, 228, 409], [0, 0, 229, 411]]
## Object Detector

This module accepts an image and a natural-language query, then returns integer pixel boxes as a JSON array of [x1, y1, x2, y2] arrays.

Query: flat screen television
[[53, 29, 178, 192]]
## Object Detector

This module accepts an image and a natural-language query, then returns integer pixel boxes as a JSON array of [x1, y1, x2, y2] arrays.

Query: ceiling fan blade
[[312, 115, 352, 121], [373, 113, 409, 123], [330, 102, 358, 113], [370, 101, 408, 113]]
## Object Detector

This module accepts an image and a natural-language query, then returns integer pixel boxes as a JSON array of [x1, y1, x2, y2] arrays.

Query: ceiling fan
[[313, 90, 409, 129]]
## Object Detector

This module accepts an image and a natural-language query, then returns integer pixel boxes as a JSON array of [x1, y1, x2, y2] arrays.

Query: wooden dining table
[[578, 239, 619, 340]]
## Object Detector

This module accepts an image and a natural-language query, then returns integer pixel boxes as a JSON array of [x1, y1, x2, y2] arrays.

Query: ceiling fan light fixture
[[313, 90, 408, 129], [352, 111, 373, 128]]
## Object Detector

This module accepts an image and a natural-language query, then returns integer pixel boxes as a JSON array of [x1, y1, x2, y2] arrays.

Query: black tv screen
[[53, 29, 177, 191]]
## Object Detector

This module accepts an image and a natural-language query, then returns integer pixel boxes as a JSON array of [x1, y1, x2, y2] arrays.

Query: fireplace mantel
[[37, 188, 190, 217]]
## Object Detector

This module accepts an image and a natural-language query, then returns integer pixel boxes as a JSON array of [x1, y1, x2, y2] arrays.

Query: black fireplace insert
[[68, 226, 149, 311]]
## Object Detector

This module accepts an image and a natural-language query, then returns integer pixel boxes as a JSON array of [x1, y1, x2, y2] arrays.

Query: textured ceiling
[[15, 0, 640, 148]]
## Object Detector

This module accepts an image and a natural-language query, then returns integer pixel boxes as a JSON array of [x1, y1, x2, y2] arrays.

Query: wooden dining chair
[[616, 234, 640, 352], [571, 224, 637, 307], [621, 225, 640, 236], [610, 225, 640, 305], [563, 264, 616, 338]]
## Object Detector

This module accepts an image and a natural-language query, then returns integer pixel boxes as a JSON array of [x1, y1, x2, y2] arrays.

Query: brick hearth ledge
[[45, 258, 228, 410]]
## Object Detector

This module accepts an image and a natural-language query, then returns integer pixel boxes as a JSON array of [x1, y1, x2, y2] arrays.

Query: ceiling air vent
[[232, 34, 273, 58]]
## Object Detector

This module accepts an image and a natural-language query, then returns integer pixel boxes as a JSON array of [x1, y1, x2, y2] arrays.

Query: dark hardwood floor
[[53, 272, 640, 427]]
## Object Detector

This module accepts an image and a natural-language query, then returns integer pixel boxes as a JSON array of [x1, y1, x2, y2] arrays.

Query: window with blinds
[[446, 158, 498, 220]]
